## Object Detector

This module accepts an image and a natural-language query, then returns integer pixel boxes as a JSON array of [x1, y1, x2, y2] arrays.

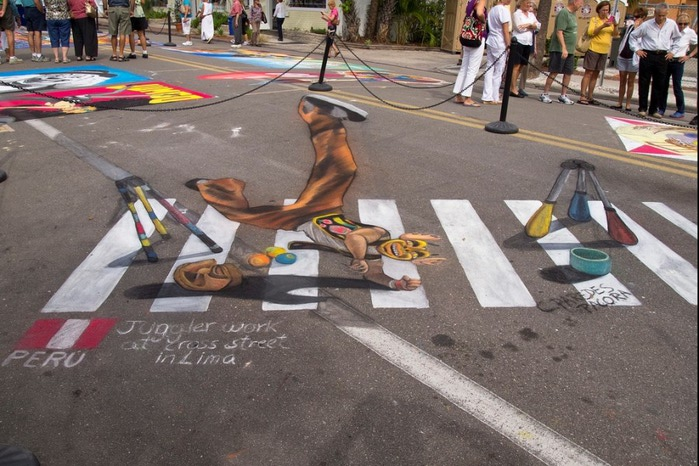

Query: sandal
[[62, 58, 71, 63], [117, 56, 129, 62], [54, 58, 61, 63], [610, 105, 622, 110], [86, 56, 97, 61], [578, 99, 589, 105], [109, 55, 118, 61]]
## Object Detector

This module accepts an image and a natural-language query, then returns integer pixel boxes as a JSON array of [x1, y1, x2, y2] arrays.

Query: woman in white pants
[[481, 0, 512, 104], [452, 0, 486, 107]]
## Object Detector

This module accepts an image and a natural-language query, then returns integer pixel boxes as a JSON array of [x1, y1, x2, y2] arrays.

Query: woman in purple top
[[68, 0, 98, 60]]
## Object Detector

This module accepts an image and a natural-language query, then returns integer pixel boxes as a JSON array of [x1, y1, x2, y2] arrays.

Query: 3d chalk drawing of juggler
[[174, 94, 445, 294]]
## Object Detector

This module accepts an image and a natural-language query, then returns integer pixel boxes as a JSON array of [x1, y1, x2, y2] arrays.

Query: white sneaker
[[182, 41, 192, 46], [558, 95, 575, 105], [8, 56, 23, 64], [539, 93, 552, 104], [243, 41, 250, 45]]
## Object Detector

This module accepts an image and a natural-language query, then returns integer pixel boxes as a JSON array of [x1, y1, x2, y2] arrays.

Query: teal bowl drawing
[[569, 247, 612, 276]]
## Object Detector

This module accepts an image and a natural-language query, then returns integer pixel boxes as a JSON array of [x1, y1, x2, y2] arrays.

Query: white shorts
[[182, 19, 191, 35]]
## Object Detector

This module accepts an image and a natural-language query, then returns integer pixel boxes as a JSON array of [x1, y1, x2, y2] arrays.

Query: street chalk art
[[176, 94, 444, 294], [12, 29, 113, 50], [117, 319, 290, 366], [3, 318, 116, 369], [606, 116, 698, 161], [0, 66, 147, 94], [173, 48, 448, 85], [199, 70, 449, 86], [0, 82, 212, 119], [0, 67, 213, 120]]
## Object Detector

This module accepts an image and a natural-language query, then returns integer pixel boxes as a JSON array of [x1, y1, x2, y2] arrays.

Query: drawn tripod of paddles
[[525, 159, 639, 245]]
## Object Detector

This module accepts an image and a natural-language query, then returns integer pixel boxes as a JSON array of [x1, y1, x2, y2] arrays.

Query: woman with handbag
[[452, 0, 486, 107], [578, 0, 617, 105], [68, 0, 98, 60], [612, 8, 647, 110], [249, 0, 265, 47]]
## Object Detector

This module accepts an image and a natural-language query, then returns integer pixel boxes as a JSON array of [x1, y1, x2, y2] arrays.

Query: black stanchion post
[[485, 37, 519, 134], [164, 8, 176, 46], [309, 34, 333, 92]]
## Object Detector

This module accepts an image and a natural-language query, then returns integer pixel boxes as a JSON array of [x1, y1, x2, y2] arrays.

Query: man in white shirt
[[658, 13, 697, 119], [629, 3, 681, 118]]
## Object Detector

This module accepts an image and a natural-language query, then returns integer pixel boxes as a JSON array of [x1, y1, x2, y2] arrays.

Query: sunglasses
[[634, 15, 643, 18], [677, 22, 688, 26]]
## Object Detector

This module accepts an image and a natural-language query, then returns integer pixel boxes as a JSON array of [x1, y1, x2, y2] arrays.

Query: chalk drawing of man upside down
[[178, 94, 443, 292]]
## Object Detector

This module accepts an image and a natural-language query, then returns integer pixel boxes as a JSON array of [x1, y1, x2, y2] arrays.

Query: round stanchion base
[[163, 42, 177, 47], [308, 82, 333, 92], [485, 120, 519, 134], [0, 169, 7, 183]]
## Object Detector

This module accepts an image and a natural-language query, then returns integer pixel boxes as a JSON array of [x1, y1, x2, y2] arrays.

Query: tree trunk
[[365, 0, 381, 41], [342, 0, 361, 42], [376, 0, 397, 43], [530, 0, 552, 78]]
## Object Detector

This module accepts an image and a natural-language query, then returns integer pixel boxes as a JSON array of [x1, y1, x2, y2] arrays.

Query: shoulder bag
[[460, 0, 485, 48], [575, 24, 591, 54]]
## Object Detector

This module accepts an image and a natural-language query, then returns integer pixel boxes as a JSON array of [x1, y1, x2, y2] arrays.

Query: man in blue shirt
[[19, 0, 49, 61]]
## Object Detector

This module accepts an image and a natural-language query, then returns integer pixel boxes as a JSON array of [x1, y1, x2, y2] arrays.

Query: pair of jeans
[[659, 59, 685, 114], [276, 17, 284, 41], [637, 53, 668, 113]]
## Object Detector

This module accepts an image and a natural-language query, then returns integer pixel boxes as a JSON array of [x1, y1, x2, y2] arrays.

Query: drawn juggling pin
[[568, 166, 592, 222], [587, 170, 639, 245], [525, 159, 576, 238]]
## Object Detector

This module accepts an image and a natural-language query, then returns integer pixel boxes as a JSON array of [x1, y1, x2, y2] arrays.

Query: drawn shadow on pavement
[[125, 275, 385, 305]]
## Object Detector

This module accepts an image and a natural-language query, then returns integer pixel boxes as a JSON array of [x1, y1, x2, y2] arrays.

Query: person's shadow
[[125, 274, 388, 305]]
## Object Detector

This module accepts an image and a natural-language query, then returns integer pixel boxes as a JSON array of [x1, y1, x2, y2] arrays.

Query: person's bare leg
[[363, 260, 421, 290], [617, 71, 627, 106]]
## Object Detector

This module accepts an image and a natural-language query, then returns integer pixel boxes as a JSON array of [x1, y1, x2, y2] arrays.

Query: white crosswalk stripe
[[359, 199, 430, 309], [150, 207, 240, 313], [506, 200, 642, 307], [432, 200, 536, 308], [41, 199, 697, 313], [589, 201, 697, 305], [263, 200, 320, 311], [643, 202, 698, 239], [41, 199, 170, 313]]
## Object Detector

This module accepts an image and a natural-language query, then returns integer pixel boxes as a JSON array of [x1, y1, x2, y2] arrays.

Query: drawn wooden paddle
[[568, 168, 592, 222], [525, 160, 577, 238], [587, 170, 639, 245]]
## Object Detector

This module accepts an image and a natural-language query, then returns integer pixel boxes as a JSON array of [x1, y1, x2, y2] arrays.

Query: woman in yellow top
[[578, 1, 617, 105]]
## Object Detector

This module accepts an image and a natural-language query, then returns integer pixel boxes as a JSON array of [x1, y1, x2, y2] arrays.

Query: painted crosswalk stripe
[[315, 298, 610, 466], [150, 207, 239, 313], [41, 200, 169, 313], [590, 201, 698, 305], [643, 202, 698, 239], [359, 200, 429, 309], [506, 200, 641, 307], [432, 200, 535, 308], [263, 200, 320, 311]]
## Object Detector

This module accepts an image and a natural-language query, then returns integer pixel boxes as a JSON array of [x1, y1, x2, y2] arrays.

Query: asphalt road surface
[[0, 30, 697, 466]]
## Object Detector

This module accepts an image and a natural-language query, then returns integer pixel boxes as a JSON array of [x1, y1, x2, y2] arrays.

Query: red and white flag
[[15, 319, 117, 350]]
